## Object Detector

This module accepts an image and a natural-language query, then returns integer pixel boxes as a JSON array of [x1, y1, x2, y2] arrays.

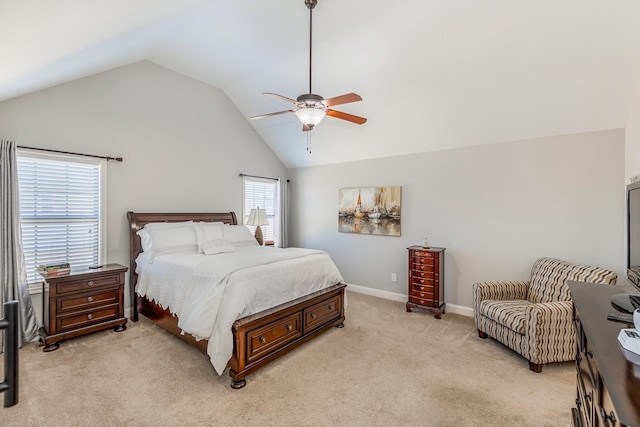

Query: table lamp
[[246, 208, 269, 245]]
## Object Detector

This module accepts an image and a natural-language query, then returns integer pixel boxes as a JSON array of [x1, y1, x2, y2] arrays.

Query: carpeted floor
[[1, 291, 574, 426]]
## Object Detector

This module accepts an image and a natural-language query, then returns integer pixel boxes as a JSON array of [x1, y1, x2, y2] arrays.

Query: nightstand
[[39, 264, 128, 352]]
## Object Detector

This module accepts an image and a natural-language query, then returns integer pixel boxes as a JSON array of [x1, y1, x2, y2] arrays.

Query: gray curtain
[[275, 177, 289, 248], [1, 140, 39, 351]]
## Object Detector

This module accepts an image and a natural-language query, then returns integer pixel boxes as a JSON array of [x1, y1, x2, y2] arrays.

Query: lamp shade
[[246, 208, 269, 226], [295, 108, 326, 127]]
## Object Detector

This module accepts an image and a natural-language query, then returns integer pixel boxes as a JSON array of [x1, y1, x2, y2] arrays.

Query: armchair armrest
[[472, 281, 529, 314], [526, 300, 575, 364]]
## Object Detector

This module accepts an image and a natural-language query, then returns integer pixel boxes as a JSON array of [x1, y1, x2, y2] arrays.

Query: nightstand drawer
[[57, 305, 119, 332], [56, 274, 120, 295], [57, 289, 119, 313]]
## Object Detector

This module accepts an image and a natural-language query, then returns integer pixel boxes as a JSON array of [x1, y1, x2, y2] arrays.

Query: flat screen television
[[611, 181, 640, 313], [628, 181, 640, 291]]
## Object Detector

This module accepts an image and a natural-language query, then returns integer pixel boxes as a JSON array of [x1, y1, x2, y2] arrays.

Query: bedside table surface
[[39, 263, 127, 281]]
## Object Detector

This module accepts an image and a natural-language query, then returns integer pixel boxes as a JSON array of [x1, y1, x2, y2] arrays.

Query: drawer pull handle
[[259, 336, 266, 344], [599, 407, 616, 423], [87, 296, 93, 302], [310, 313, 316, 319], [420, 286, 425, 290], [420, 293, 425, 297], [87, 314, 93, 320], [286, 324, 293, 331], [328, 305, 334, 310], [87, 281, 94, 287]]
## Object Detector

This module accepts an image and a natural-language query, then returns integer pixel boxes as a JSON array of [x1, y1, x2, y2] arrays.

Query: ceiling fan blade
[[250, 110, 295, 120], [326, 109, 367, 125], [323, 93, 362, 107], [302, 124, 312, 132], [264, 93, 298, 105]]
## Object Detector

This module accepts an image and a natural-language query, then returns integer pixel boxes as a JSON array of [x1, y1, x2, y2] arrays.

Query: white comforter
[[135, 246, 344, 374]]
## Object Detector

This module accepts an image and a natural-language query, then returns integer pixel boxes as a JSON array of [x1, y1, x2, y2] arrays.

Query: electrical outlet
[[391, 273, 398, 282]]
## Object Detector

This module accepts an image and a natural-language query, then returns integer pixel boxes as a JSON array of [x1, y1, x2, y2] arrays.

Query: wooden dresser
[[406, 246, 445, 319], [569, 281, 640, 427], [39, 264, 128, 352]]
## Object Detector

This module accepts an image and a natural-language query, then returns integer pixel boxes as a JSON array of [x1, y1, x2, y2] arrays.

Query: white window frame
[[242, 176, 277, 245], [17, 149, 107, 293]]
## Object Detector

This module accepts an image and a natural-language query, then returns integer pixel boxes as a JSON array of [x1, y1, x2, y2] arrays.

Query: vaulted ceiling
[[2, 0, 640, 168]]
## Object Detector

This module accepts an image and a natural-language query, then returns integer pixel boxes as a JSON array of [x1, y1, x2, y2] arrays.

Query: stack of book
[[37, 263, 71, 277]]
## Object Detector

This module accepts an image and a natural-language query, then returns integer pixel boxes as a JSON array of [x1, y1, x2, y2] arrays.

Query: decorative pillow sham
[[137, 222, 198, 262], [138, 221, 194, 254], [199, 239, 235, 255], [194, 222, 224, 240], [223, 225, 259, 246], [193, 222, 225, 253]]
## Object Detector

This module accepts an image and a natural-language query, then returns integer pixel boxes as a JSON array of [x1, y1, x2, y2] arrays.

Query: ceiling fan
[[250, 0, 367, 131]]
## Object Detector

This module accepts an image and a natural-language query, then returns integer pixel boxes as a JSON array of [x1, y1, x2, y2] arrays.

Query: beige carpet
[[1, 292, 574, 426]]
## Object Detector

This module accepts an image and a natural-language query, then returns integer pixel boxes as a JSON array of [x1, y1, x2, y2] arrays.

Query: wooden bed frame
[[127, 211, 345, 389]]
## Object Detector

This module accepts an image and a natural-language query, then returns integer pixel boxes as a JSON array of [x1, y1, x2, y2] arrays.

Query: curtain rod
[[17, 145, 123, 162], [239, 173, 289, 183]]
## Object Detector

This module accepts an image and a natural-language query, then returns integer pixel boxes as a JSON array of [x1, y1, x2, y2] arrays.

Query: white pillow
[[223, 225, 259, 247], [137, 221, 194, 254], [194, 222, 225, 253], [137, 222, 198, 261], [200, 239, 235, 255]]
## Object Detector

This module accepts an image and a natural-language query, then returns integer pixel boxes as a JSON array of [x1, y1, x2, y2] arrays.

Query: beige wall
[[289, 130, 625, 310], [0, 61, 287, 317]]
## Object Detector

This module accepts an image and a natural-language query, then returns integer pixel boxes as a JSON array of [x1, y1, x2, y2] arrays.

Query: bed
[[127, 211, 346, 389]]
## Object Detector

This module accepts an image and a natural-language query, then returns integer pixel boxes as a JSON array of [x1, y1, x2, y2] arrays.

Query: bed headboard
[[126, 211, 238, 321]]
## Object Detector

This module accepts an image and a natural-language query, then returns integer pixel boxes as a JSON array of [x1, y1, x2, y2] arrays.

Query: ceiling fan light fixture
[[250, 0, 366, 134], [295, 108, 326, 127]]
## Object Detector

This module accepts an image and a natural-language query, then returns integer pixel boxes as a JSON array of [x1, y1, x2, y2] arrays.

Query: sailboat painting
[[338, 186, 401, 236]]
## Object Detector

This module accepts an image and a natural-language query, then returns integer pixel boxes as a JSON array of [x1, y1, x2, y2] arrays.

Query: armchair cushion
[[479, 299, 532, 335], [472, 280, 529, 316]]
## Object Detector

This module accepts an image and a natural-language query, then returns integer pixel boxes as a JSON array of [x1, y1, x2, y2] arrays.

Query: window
[[17, 151, 106, 285], [242, 177, 277, 244]]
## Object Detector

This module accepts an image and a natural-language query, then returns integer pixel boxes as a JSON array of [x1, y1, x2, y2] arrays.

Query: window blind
[[243, 177, 277, 243], [17, 155, 101, 284]]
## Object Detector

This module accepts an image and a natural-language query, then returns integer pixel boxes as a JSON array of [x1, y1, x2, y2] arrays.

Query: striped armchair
[[473, 258, 617, 372]]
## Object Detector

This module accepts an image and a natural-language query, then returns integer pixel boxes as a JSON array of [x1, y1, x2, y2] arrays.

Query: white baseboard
[[346, 283, 474, 317]]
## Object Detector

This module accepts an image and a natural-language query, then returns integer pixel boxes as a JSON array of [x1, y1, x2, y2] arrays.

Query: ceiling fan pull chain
[[306, 132, 312, 153]]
